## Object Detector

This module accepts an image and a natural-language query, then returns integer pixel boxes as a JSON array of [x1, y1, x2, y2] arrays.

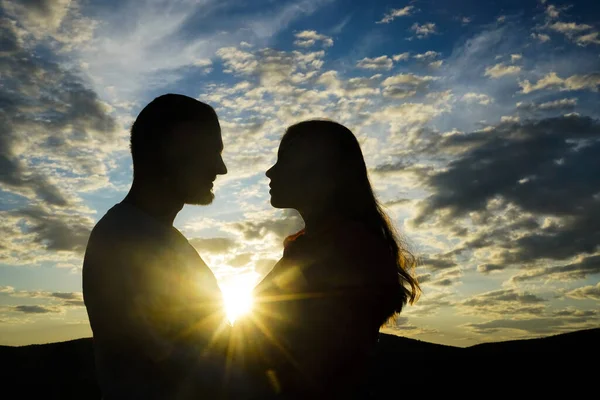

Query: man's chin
[[185, 190, 214, 205]]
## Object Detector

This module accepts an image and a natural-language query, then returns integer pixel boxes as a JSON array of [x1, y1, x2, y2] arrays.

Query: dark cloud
[[410, 115, 600, 270], [189, 237, 237, 254], [228, 253, 252, 268], [511, 254, 600, 283], [464, 311, 598, 334], [50, 292, 82, 301], [419, 256, 457, 271], [477, 264, 506, 273], [12, 305, 59, 314], [458, 289, 547, 318], [405, 292, 453, 316], [430, 278, 456, 287], [0, 17, 117, 205], [230, 210, 304, 242], [462, 289, 546, 307], [566, 282, 600, 300], [14, 207, 93, 253]]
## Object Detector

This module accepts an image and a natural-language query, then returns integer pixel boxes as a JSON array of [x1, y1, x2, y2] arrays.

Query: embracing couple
[[83, 94, 419, 400]]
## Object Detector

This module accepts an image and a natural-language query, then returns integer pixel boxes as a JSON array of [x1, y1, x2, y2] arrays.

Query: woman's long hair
[[283, 120, 420, 319]]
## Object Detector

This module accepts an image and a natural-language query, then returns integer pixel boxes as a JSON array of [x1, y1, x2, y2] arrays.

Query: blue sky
[[1, 0, 599, 347]]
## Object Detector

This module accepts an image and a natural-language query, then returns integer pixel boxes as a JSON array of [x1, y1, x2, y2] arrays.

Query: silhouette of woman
[[237, 120, 420, 399]]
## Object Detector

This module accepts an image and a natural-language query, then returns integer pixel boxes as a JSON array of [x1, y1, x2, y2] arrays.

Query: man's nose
[[217, 155, 227, 175]]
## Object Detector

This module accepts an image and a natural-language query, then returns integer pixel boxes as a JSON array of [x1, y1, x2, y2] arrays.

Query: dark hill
[[1, 328, 597, 399]]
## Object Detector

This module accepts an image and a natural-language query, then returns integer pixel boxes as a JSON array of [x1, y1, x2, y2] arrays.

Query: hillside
[[1, 328, 597, 399]]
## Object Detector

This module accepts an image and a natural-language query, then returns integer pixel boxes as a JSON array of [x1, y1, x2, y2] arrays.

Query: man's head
[[130, 94, 227, 205]]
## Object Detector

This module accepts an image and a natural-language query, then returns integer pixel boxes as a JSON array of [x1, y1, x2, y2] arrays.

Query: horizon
[[1, 0, 600, 348]]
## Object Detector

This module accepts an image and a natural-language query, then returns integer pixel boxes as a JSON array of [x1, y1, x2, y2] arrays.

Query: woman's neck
[[299, 204, 342, 236]]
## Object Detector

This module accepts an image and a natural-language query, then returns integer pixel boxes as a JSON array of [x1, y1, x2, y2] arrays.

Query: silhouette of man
[[83, 94, 229, 400]]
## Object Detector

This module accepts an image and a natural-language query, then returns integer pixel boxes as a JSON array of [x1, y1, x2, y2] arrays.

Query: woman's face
[[266, 133, 337, 210]]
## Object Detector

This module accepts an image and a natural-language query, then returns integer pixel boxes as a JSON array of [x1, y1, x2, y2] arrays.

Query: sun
[[221, 278, 255, 325]]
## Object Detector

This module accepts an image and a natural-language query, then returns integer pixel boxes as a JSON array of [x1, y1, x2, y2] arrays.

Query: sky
[[0, 0, 599, 348]]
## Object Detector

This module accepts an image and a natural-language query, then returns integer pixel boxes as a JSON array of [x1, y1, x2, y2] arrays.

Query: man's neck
[[122, 180, 184, 226]]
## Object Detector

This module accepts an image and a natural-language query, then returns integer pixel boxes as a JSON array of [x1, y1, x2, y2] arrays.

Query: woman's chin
[[269, 196, 286, 209]]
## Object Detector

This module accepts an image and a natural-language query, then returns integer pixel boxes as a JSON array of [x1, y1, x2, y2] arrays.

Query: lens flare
[[221, 279, 254, 324]]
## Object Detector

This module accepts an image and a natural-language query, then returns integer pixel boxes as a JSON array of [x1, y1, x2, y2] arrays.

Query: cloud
[[545, 4, 560, 19], [510, 254, 600, 283], [227, 211, 304, 243], [463, 317, 586, 335], [1, 0, 97, 50], [12, 305, 61, 314], [516, 98, 577, 113], [566, 282, 600, 300], [377, 6, 415, 24], [228, 253, 253, 268], [510, 54, 522, 62], [189, 237, 238, 254], [76, 0, 333, 99], [419, 255, 457, 271], [462, 92, 493, 105], [548, 21, 592, 35], [356, 56, 393, 70], [293, 30, 333, 47], [412, 115, 600, 268], [380, 73, 437, 99], [217, 47, 326, 86], [531, 32, 551, 42], [0, 17, 120, 205], [413, 51, 440, 61], [392, 52, 410, 62], [575, 32, 600, 46], [458, 289, 547, 317], [484, 63, 521, 78], [410, 22, 437, 39], [477, 264, 505, 274], [519, 72, 600, 93]]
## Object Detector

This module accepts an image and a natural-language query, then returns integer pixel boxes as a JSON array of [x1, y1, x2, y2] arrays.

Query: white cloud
[[410, 22, 437, 39], [500, 115, 520, 123], [516, 98, 577, 112], [293, 30, 334, 47], [510, 54, 522, 62], [462, 92, 493, 105], [548, 21, 592, 35], [381, 73, 437, 99], [566, 282, 600, 300], [545, 5, 560, 19], [519, 72, 600, 93], [392, 52, 410, 62], [576, 31, 600, 46], [356, 55, 394, 70], [77, 0, 331, 100], [531, 32, 551, 42], [429, 60, 443, 68], [377, 6, 415, 24], [413, 51, 440, 61], [484, 63, 521, 78]]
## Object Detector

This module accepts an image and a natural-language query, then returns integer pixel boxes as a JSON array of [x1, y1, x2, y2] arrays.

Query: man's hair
[[130, 93, 217, 172]]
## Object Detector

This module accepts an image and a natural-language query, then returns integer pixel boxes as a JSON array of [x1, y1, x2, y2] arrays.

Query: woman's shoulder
[[308, 220, 394, 287]]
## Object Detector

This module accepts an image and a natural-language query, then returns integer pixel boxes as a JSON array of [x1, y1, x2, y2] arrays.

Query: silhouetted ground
[[1, 328, 597, 399]]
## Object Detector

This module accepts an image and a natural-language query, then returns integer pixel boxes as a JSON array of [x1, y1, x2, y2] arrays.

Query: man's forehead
[[174, 120, 222, 144]]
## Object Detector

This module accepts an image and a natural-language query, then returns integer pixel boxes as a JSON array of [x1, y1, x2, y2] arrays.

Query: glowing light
[[221, 278, 255, 325]]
